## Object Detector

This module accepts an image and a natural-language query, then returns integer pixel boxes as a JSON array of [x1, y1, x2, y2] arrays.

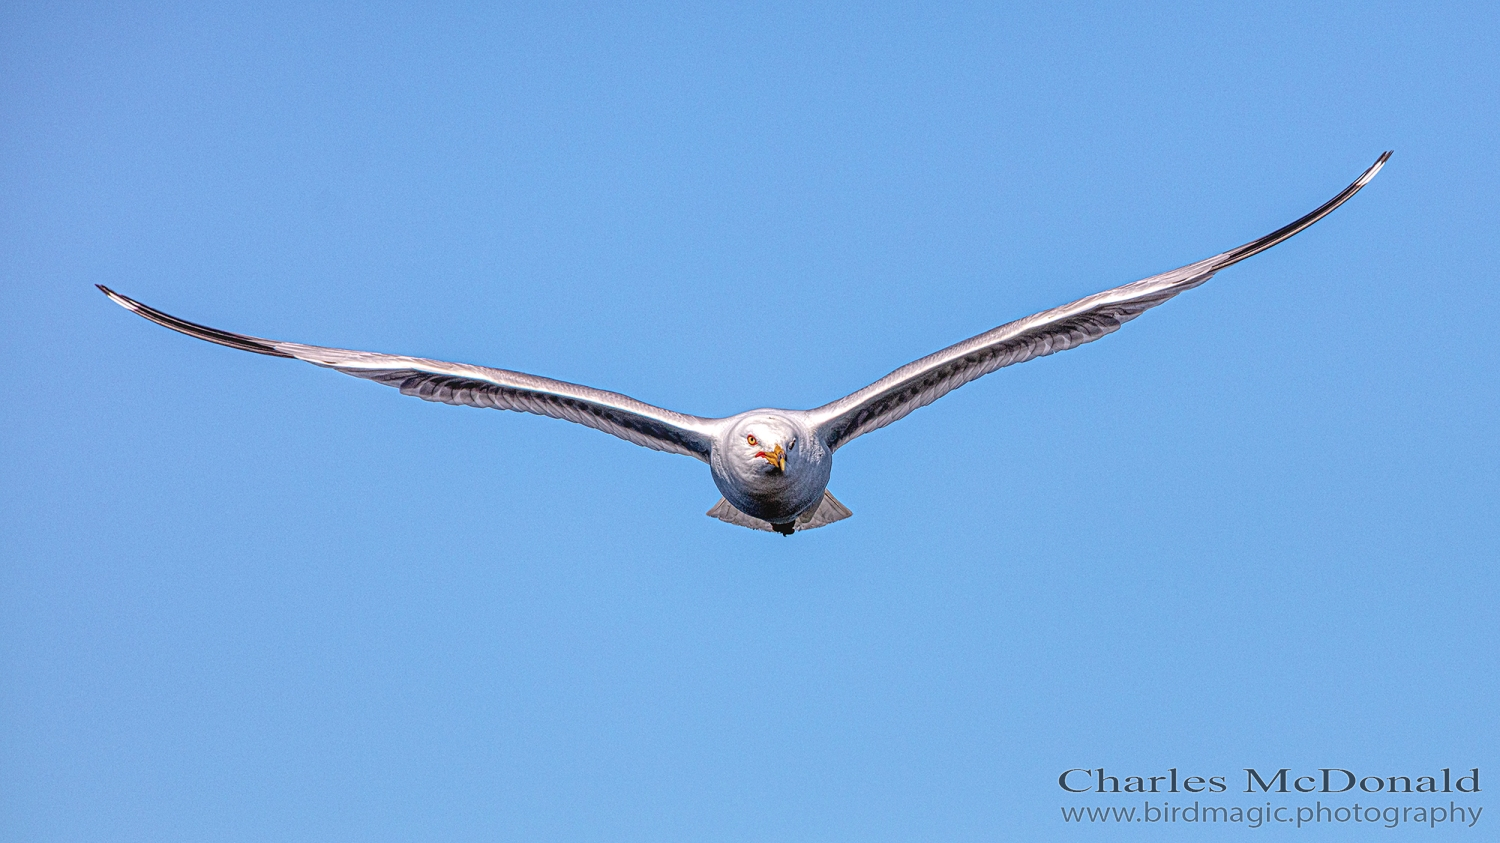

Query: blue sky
[[3, 2, 1496, 840]]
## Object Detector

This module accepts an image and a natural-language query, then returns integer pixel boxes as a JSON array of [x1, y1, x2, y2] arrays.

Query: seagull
[[101, 152, 1389, 535]]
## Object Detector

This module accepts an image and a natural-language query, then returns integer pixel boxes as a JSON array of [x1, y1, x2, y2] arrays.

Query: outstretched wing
[[99, 286, 720, 461], [810, 151, 1391, 451]]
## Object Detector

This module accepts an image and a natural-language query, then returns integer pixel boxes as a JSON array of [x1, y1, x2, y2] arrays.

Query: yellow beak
[[755, 443, 786, 471]]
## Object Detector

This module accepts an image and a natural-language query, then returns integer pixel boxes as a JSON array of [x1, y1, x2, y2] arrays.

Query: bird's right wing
[[809, 152, 1391, 451], [99, 286, 721, 461]]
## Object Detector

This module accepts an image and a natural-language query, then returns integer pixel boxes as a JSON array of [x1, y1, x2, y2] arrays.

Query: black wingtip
[[97, 284, 139, 312], [1360, 150, 1393, 185], [1216, 150, 1392, 268], [98, 286, 294, 358]]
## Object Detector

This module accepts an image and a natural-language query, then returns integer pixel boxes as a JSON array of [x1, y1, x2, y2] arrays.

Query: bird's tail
[[706, 491, 852, 534]]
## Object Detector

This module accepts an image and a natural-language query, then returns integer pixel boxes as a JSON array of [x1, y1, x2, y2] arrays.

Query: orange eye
[[747, 435, 758, 446]]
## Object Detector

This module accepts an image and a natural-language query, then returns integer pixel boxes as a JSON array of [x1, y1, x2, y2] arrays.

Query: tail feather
[[706, 491, 852, 534]]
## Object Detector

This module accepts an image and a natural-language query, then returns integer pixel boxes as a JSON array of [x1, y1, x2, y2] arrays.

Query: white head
[[730, 415, 799, 475]]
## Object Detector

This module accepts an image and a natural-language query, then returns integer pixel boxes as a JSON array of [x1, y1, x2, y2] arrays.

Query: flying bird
[[101, 152, 1390, 535]]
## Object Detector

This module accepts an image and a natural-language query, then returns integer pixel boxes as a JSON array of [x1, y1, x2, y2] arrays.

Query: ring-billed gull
[[101, 152, 1389, 535]]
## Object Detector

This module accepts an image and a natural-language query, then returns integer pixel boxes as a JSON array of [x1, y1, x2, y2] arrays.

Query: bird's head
[[732, 417, 798, 474]]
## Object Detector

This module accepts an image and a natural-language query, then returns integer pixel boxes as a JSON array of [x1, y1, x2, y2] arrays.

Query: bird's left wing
[[809, 151, 1390, 451], [99, 286, 720, 461]]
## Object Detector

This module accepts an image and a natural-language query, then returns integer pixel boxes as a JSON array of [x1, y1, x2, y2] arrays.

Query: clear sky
[[3, 2, 1496, 840]]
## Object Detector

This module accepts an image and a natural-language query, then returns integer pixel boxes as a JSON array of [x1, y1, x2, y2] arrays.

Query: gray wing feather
[[98, 286, 719, 460], [810, 152, 1390, 451]]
